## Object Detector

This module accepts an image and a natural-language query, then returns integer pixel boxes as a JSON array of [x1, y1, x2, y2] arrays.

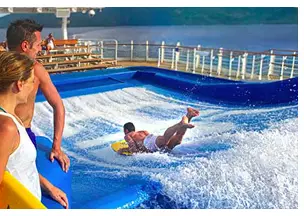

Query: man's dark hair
[[6, 19, 43, 50], [124, 122, 135, 132]]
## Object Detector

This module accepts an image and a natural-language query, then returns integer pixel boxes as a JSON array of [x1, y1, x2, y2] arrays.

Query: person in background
[[0, 41, 7, 52], [46, 33, 55, 54]]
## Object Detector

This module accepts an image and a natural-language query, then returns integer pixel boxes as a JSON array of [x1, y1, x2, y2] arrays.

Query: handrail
[[100, 39, 118, 61], [42, 39, 297, 80], [114, 43, 297, 57]]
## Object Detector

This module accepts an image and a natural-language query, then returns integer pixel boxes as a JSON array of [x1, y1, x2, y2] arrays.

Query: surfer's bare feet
[[180, 116, 195, 128], [187, 107, 200, 119]]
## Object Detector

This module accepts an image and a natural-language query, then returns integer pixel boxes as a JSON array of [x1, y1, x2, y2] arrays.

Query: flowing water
[[32, 83, 298, 209]]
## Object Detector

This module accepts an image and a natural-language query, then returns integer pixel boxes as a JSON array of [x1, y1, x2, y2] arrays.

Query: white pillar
[[186, 49, 190, 71], [61, 17, 68, 40], [174, 42, 180, 71], [228, 51, 233, 79], [250, 55, 256, 80], [290, 52, 296, 78], [174, 52, 178, 71], [130, 40, 133, 61], [236, 55, 241, 79], [217, 48, 223, 76], [158, 48, 161, 67], [259, 55, 265, 80], [100, 41, 104, 58], [241, 52, 248, 80], [145, 40, 149, 61], [114, 40, 118, 63], [171, 49, 175, 69], [268, 50, 275, 78], [280, 56, 287, 80], [210, 49, 214, 75], [201, 56, 205, 74], [193, 48, 196, 73], [175, 42, 180, 62], [196, 45, 201, 68], [86, 43, 90, 54], [161, 41, 165, 63]]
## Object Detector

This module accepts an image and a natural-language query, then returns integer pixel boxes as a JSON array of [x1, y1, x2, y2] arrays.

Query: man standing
[[6, 19, 69, 208]]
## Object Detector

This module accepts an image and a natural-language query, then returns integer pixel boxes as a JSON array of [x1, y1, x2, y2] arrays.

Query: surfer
[[121, 107, 199, 154]]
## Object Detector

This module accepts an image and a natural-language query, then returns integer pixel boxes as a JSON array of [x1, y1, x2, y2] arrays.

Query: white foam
[[150, 118, 298, 208], [32, 86, 297, 209]]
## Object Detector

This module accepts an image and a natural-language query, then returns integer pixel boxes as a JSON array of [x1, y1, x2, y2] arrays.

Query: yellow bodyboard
[[111, 140, 133, 156], [0, 171, 46, 209]]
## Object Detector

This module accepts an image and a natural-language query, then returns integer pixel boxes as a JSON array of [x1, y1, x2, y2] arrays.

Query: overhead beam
[[0, 7, 101, 14]]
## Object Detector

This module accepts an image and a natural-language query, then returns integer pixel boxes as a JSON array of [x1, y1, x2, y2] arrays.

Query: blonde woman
[[0, 52, 68, 208]]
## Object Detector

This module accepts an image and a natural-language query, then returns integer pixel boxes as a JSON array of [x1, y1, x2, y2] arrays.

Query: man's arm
[[39, 174, 68, 208], [34, 63, 70, 172], [124, 135, 139, 153], [143, 130, 150, 136]]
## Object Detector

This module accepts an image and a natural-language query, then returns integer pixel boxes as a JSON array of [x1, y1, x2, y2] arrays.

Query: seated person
[[46, 33, 55, 54], [122, 107, 199, 154], [0, 41, 7, 52]]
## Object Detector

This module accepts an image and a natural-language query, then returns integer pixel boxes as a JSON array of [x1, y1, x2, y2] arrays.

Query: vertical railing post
[[259, 55, 265, 80], [145, 40, 149, 62], [100, 41, 104, 59], [171, 49, 175, 69], [250, 55, 256, 80], [175, 42, 180, 62], [268, 50, 275, 79], [174, 42, 180, 71], [158, 48, 161, 67], [161, 41, 165, 63], [130, 40, 133, 61], [236, 55, 241, 79], [228, 51, 233, 79], [290, 52, 296, 78], [280, 56, 287, 80], [87, 43, 90, 54], [174, 52, 178, 71], [241, 52, 248, 80], [196, 45, 201, 68], [193, 48, 196, 73], [115, 41, 118, 64], [186, 49, 190, 71], [210, 49, 214, 75], [217, 48, 223, 76], [201, 56, 205, 74]]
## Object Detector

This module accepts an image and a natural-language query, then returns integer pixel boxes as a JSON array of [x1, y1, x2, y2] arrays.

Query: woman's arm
[[0, 119, 17, 184], [39, 174, 69, 209]]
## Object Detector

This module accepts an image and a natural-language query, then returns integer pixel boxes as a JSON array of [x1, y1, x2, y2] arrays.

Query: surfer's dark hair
[[124, 122, 135, 132]]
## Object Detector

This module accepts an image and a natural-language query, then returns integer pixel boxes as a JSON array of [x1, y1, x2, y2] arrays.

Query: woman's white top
[[0, 112, 41, 200]]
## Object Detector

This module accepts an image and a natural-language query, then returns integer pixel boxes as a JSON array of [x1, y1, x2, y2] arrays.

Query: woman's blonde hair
[[0, 51, 35, 92]]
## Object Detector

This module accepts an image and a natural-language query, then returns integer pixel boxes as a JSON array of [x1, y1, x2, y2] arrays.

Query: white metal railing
[[57, 39, 298, 81]]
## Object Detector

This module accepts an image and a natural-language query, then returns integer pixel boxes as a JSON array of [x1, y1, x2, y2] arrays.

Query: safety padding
[[36, 136, 72, 209]]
